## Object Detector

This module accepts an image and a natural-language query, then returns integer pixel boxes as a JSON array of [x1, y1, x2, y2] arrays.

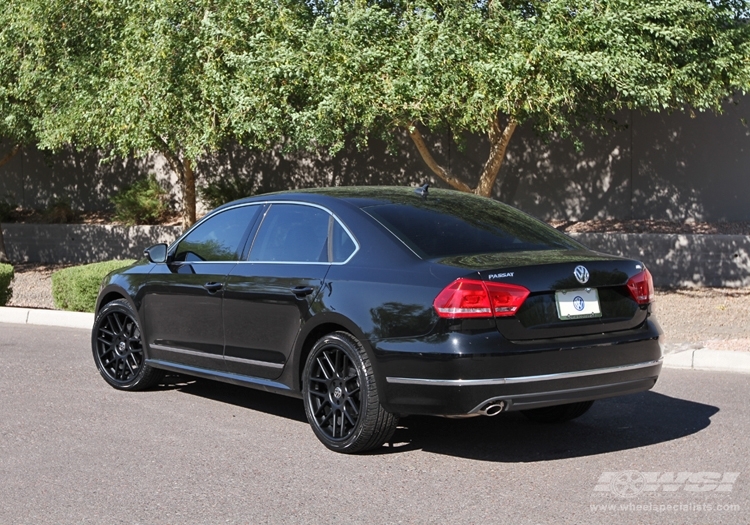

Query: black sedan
[[92, 186, 662, 453]]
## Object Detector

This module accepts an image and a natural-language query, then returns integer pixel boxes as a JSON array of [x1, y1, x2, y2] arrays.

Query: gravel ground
[[6, 263, 69, 310], [653, 288, 750, 351], [6, 263, 750, 352]]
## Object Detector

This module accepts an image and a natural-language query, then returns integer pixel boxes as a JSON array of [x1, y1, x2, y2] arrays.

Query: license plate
[[555, 288, 602, 320]]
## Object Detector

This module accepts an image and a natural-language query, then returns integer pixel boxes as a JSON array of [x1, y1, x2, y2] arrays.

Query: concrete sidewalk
[[2, 305, 749, 375]]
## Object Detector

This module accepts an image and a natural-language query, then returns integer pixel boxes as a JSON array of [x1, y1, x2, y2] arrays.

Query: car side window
[[331, 220, 356, 263], [174, 205, 260, 262], [249, 204, 332, 263]]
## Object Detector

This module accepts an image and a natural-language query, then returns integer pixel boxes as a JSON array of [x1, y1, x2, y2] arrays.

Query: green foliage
[[2, 0, 749, 201], [287, 0, 750, 152], [199, 174, 257, 209], [111, 175, 169, 225], [51, 260, 135, 312], [0, 3, 40, 147], [0, 262, 13, 306]]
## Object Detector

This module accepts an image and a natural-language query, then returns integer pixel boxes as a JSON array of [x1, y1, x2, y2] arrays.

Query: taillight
[[626, 268, 654, 305], [433, 278, 530, 319]]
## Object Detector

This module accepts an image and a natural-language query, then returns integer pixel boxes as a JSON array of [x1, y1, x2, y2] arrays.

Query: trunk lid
[[436, 249, 649, 340]]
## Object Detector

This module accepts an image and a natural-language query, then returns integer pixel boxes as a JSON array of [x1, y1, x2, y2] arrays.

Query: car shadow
[[160, 377, 718, 462], [162, 375, 308, 424], [382, 391, 718, 461]]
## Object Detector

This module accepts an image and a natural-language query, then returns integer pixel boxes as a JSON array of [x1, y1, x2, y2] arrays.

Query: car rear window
[[363, 197, 580, 259]]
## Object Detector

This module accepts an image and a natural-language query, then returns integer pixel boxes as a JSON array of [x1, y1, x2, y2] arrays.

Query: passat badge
[[574, 265, 590, 284]]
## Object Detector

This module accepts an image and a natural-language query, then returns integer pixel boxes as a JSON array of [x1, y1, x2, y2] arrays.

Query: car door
[[222, 203, 357, 380], [143, 204, 262, 372]]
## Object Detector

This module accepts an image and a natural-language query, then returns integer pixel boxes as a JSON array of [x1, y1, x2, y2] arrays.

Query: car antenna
[[414, 182, 429, 199]]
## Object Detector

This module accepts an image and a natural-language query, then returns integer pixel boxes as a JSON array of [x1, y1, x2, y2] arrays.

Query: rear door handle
[[291, 286, 314, 297], [204, 282, 223, 293]]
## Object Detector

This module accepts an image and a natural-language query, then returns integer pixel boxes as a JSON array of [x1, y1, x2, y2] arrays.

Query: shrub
[[199, 174, 256, 209], [44, 197, 78, 223], [52, 260, 135, 312], [0, 196, 17, 222], [0, 263, 13, 306], [112, 174, 169, 225]]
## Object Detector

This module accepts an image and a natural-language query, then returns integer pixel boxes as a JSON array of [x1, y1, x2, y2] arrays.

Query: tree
[[0, 2, 37, 168], [22, 0, 218, 227], [0, 1, 49, 262], [2, 0, 319, 229], [285, 0, 750, 197]]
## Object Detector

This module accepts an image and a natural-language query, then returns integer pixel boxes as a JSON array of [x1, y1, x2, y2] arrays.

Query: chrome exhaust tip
[[438, 399, 509, 418], [478, 401, 506, 417]]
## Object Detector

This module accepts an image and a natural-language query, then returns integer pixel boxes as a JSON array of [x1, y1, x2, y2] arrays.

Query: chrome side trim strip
[[224, 355, 284, 369], [147, 359, 293, 393], [150, 344, 284, 369], [151, 344, 223, 360], [385, 359, 663, 386]]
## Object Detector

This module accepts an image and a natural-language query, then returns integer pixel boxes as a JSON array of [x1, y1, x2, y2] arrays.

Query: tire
[[91, 299, 164, 390], [521, 400, 595, 423], [302, 331, 398, 453]]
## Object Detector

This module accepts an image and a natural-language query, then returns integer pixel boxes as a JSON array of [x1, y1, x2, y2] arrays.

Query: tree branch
[[475, 116, 517, 197], [407, 125, 472, 193]]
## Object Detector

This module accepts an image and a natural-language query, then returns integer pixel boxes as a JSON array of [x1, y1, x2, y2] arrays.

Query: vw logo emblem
[[574, 265, 589, 284], [573, 296, 585, 311]]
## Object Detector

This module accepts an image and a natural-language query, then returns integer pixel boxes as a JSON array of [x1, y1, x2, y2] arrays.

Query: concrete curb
[[662, 348, 750, 374], [2, 305, 750, 375], [0, 306, 94, 330]]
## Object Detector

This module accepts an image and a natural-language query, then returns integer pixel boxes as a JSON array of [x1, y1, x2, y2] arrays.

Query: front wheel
[[91, 299, 164, 390], [521, 400, 595, 423], [302, 332, 397, 453]]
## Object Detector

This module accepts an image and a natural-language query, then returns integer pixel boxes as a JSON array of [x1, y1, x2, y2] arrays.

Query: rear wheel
[[302, 332, 397, 453], [521, 400, 595, 423], [91, 299, 163, 390]]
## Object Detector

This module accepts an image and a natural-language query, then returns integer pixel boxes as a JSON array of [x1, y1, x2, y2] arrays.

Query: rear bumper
[[372, 319, 663, 416]]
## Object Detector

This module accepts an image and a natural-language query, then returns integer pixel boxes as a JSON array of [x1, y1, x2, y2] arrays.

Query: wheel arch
[[95, 285, 141, 322], [290, 312, 375, 392]]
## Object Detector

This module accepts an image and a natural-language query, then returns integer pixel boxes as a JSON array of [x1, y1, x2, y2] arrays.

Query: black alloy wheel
[[521, 400, 595, 423], [302, 332, 397, 453], [91, 299, 163, 390]]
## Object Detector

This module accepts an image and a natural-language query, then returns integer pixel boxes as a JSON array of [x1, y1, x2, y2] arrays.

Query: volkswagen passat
[[91, 186, 662, 453]]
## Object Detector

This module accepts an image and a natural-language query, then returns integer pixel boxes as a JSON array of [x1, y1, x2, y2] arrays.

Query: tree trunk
[[407, 117, 517, 199], [0, 144, 20, 263], [474, 118, 517, 197], [157, 139, 198, 229], [407, 125, 472, 193], [182, 158, 196, 228], [0, 227, 8, 263], [0, 143, 20, 169]]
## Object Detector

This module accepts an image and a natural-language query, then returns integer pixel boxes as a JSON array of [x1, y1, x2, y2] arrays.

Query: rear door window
[[248, 204, 357, 263], [249, 204, 330, 263]]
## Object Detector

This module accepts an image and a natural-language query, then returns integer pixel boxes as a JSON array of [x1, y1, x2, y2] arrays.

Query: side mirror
[[144, 243, 168, 264]]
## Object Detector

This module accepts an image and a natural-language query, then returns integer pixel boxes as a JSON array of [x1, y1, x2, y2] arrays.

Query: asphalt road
[[1, 323, 748, 525]]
